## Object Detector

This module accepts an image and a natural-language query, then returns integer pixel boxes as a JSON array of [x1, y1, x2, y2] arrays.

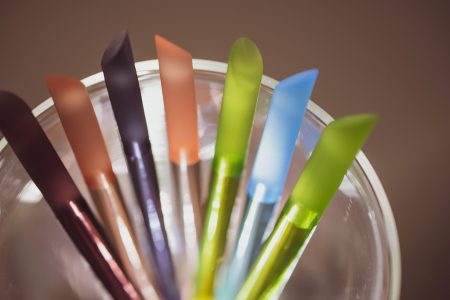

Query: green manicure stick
[[236, 114, 377, 300], [195, 38, 263, 299]]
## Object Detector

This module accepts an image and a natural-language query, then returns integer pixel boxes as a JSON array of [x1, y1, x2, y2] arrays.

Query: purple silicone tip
[[101, 32, 180, 300]]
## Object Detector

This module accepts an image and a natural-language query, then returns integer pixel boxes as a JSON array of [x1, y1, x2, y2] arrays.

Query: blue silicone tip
[[247, 69, 319, 204]]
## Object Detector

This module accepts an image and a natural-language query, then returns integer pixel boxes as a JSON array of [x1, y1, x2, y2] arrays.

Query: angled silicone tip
[[0, 91, 81, 210], [214, 37, 263, 176], [155, 34, 199, 165], [290, 114, 377, 215], [101, 31, 149, 146], [247, 69, 319, 203], [45, 75, 116, 189]]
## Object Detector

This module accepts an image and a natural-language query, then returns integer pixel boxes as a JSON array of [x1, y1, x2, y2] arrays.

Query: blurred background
[[0, 1, 449, 299]]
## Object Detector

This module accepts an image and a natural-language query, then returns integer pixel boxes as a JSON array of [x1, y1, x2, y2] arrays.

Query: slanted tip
[[45, 74, 85, 99], [155, 34, 192, 60], [228, 37, 263, 92], [273, 68, 319, 113], [45, 74, 91, 118], [277, 69, 318, 94], [0, 90, 23, 108], [101, 30, 130, 68], [0, 90, 21, 101], [154, 34, 163, 43], [155, 34, 193, 83], [326, 114, 378, 145], [0, 91, 30, 129], [0, 90, 26, 108], [315, 113, 378, 169]]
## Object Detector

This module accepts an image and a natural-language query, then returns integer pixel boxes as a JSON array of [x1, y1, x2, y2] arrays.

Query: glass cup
[[0, 60, 401, 299]]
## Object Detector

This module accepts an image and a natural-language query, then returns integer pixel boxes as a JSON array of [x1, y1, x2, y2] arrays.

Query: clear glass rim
[[0, 59, 401, 299]]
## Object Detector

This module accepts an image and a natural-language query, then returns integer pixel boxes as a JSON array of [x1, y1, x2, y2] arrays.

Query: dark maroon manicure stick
[[0, 91, 140, 300]]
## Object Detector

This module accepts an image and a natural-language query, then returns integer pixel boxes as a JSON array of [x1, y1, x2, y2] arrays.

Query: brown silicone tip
[[46, 75, 116, 189]]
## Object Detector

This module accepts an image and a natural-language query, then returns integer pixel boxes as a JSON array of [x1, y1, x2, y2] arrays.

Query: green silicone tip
[[213, 37, 263, 176], [289, 114, 377, 216]]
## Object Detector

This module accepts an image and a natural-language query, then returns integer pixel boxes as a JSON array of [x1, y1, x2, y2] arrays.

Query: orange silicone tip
[[45, 75, 116, 189], [155, 34, 199, 165]]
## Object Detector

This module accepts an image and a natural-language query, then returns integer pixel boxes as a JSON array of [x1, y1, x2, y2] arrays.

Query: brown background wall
[[1, 1, 449, 299]]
